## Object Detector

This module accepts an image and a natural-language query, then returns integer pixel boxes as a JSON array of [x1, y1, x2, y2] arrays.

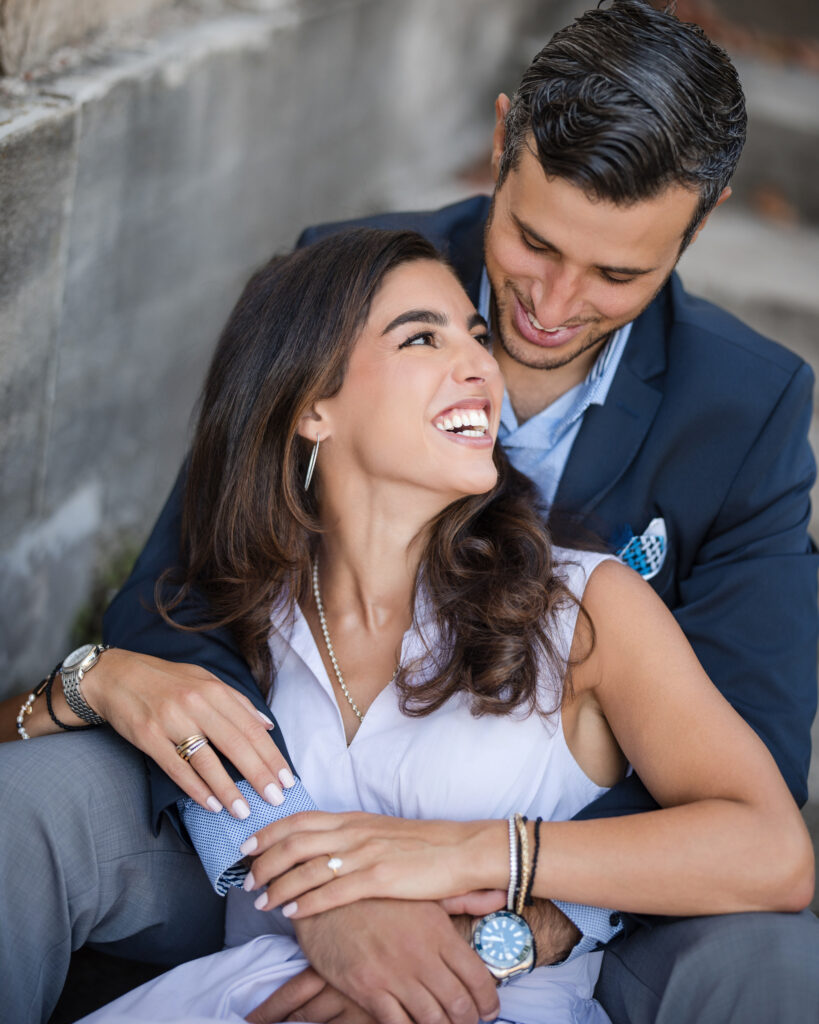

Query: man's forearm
[[526, 899, 582, 965]]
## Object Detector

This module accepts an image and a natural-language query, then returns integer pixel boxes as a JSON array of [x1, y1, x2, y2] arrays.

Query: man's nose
[[531, 264, 582, 328]]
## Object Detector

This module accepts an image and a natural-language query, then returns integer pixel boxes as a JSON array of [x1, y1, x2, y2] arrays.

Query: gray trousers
[[0, 730, 224, 1024], [2, 730, 817, 1024]]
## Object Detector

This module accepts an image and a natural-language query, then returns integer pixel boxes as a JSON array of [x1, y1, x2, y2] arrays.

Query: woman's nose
[[454, 336, 500, 384]]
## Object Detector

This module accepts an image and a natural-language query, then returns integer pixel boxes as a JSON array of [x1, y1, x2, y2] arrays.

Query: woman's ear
[[296, 404, 330, 444]]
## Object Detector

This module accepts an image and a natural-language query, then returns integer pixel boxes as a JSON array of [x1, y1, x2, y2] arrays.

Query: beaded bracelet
[[45, 661, 94, 732], [16, 673, 52, 740], [506, 816, 518, 911]]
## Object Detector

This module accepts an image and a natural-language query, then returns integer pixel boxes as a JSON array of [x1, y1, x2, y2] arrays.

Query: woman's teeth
[[527, 311, 560, 334], [434, 408, 490, 437]]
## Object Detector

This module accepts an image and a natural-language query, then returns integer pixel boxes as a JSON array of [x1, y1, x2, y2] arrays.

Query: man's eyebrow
[[512, 213, 657, 277], [381, 309, 448, 334]]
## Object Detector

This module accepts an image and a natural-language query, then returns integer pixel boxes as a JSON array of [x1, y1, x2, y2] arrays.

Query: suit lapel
[[553, 284, 670, 517]]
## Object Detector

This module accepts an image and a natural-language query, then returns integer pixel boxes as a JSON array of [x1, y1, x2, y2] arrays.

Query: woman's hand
[[80, 648, 295, 817], [242, 810, 506, 917]]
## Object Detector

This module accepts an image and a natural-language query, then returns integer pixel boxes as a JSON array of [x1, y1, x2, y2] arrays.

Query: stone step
[[731, 56, 819, 226]]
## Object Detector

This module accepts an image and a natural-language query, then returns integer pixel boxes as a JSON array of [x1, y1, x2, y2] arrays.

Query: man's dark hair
[[499, 0, 747, 248]]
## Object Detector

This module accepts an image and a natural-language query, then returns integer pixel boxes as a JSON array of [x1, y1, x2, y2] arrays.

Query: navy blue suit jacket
[[105, 196, 818, 845]]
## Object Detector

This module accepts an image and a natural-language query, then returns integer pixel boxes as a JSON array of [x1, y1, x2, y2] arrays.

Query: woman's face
[[315, 259, 503, 507]]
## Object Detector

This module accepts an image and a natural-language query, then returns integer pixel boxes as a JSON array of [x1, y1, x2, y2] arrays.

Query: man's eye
[[601, 272, 635, 285], [522, 235, 549, 254], [399, 332, 436, 349]]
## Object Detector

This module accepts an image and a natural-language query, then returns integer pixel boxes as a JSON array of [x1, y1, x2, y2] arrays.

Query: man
[[2, 3, 817, 1022]]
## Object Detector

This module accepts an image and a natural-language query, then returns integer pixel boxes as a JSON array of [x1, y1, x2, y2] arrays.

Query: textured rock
[[0, 0, 173, 75], [0, 0, 556, 688]]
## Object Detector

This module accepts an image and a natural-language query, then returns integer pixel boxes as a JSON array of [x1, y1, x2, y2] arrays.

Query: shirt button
[[609, 912, 621, 926]]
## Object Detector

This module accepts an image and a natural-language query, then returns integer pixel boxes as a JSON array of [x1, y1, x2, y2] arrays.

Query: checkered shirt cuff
[[179, 777, 318, 895], [550, 900, 624, 963]]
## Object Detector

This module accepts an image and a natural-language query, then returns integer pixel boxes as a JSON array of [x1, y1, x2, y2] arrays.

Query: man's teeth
[[527, 311, 560, 334], [434, 408, 489, 436]]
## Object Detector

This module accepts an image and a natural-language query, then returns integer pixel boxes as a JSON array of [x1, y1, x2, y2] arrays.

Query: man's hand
[[81, 648, 294, 816], [246, 967, 377, 1024], [254, 899, 500, 1024]]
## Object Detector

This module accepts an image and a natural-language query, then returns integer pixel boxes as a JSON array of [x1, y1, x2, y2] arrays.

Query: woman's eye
[[473, 332, 491, 348], [399, 332, 436, 349]]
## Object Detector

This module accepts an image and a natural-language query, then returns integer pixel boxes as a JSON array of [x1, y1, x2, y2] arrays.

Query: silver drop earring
[[304, 437, 320, 490]]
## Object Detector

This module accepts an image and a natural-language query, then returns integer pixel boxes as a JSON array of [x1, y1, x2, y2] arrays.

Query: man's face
[[483, 141, 701, 398]]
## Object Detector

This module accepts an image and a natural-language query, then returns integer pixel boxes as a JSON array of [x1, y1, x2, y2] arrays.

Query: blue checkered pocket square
[[617, 517, 667, 581]]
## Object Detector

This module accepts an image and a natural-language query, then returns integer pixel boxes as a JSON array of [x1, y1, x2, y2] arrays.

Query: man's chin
[[497, 327, 608, 373]]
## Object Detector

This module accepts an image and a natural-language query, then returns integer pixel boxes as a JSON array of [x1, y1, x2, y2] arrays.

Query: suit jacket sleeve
[[572, 360, 818, 936], [102, 464, 293, 832]]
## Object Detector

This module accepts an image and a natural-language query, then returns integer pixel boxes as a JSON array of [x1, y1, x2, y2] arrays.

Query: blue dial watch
[[471, 909, 535, 984]]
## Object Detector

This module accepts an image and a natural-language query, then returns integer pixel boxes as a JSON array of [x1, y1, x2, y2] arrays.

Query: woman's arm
[[0, 648, 294, 819], [242, 561, 814, 918]]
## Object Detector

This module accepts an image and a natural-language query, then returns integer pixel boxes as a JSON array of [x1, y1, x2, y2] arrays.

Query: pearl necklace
[[311, 561, 398, 723]]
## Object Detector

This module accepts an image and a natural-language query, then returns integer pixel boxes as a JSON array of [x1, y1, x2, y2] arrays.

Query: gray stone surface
[[0, 103, 78, 537], [0, 0, 560, 690], [0, 0, 173, 75], [730, 57, 819, 226]]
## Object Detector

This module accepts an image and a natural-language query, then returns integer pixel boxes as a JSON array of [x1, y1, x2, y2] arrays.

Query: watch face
[[63, 643, 95, 671], [473, 911, 533, 971]]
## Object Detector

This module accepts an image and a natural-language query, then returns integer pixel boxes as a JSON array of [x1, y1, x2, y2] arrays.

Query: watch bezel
[[472, 909, 534, 980], [62, 643, 97, 674]]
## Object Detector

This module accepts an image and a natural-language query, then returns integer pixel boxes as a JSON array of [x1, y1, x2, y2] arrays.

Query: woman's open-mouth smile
[[431, 399, 493, 447]]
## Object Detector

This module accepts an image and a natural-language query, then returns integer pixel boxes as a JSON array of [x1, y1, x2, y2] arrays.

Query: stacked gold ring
[[175, 734, 210, 761]]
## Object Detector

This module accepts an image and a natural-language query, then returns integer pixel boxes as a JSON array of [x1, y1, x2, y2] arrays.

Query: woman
[[76, 227, 811, 1023]]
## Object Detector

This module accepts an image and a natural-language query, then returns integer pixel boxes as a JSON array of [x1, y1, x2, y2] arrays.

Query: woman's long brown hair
[[157, 228, 589, 717]]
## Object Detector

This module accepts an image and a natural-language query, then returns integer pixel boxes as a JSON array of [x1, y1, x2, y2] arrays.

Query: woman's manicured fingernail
[[256, 709, 274, 727], [281, 902, 298, 918], [232, 798, 251, 820], [264, 783, 284, 806], [206, 796, 223, 813], [239, 835, 257, 856], [254, 892, 268, 911], [278, 768, 295, 789], [242, 870, 256, 892]]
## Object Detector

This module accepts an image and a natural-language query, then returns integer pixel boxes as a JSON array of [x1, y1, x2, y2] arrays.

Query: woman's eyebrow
[[382, 310, 488, 335], [381, 309, 448, 334]]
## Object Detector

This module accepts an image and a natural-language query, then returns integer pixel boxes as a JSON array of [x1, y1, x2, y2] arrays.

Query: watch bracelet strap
[[45, 661, 93, 731], [61, 644, 109, 725]]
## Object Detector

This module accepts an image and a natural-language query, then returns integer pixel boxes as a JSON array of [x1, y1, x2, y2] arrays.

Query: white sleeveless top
[[80, 550, 615, 1024], [222, 549, 615, 1024]]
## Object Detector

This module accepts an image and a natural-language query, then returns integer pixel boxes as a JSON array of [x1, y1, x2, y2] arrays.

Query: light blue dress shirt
[[182, 266, 634, 961]]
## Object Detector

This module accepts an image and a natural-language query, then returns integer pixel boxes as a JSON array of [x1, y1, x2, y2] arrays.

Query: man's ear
[[687, 186, 732, 247], [490, 93, 511, 183]]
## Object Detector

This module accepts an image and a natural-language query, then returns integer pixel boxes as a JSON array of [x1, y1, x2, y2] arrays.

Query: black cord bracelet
[[45, 661, 94, 731], [524, 816, 543, 907]]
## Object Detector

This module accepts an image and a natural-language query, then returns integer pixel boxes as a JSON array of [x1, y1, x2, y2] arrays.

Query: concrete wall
[[0, 0, 174, 75], [0, 0, 566, 693]]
